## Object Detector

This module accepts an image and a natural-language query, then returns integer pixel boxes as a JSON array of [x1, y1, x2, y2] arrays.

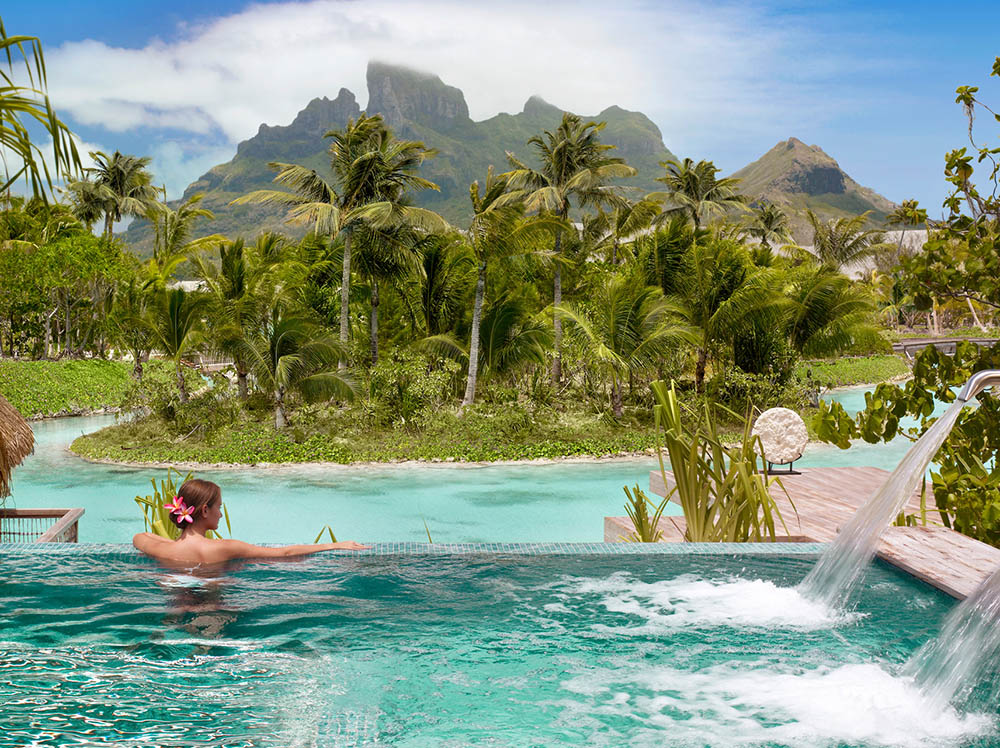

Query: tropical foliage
[[650, 380, 790, 542], [813, 56, 1000, 548], [1, 18, 920, 469], [0, 21, 80, 198]]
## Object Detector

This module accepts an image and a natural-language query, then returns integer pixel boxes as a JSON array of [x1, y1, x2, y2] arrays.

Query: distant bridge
[[891, 337, 999, 360]]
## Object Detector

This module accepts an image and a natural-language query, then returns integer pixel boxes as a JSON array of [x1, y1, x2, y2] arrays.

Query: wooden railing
[[0, 508, 84, 543]]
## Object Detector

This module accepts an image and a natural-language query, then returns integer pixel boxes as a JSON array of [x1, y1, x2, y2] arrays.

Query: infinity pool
[[1, 547, 995, 747]]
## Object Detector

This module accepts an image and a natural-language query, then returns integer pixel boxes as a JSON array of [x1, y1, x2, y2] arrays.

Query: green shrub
[[708, 367, 810, 414], [365, 349, 461, 427], [651, 380, 790, 542]]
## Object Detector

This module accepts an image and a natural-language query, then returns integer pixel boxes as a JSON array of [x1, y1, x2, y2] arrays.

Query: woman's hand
[[331, 540, 370, 550]]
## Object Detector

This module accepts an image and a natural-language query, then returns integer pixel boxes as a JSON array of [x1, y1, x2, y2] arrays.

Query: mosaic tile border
[[0, 541, 827, 556]]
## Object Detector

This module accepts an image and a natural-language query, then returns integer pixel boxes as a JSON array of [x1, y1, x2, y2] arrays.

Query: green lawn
[[794, 354, 910, 388], [0, 359, 190, 418]]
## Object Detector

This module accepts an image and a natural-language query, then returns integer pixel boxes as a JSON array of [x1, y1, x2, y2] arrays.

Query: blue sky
[[10, 0, 1000, 215]]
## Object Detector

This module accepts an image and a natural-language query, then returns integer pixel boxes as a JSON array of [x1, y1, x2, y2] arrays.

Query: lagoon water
[[5, 387, 947, 544]]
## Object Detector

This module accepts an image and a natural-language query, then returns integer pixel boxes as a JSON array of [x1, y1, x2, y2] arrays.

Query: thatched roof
[[0, 394, 34, 498]]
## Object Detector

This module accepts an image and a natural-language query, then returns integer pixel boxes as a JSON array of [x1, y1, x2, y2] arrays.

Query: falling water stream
[[793, 370, 1000, 718], [905, 564, 1000, 711], [798, 399, 966, 610]]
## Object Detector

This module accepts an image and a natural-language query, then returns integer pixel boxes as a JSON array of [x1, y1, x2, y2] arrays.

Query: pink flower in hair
[[174, 504, 195, 524], [164, 495, 186, 514]]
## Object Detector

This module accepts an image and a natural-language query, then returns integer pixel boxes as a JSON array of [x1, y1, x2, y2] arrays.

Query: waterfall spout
[[957, 369, 1000, 402], [798, 369, 1000, 610]]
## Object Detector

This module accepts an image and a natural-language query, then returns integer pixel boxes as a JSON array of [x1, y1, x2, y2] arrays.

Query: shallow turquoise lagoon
[[10, 415, 679, 544], [1, 549, 995, 747], [4, 386, 941, 544]]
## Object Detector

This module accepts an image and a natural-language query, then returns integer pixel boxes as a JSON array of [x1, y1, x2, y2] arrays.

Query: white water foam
[[558, 662, 993, 748], [553, 572, 854, 630]]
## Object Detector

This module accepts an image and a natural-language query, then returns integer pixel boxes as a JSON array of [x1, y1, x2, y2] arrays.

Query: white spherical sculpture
[[751, 407, 808, 466]]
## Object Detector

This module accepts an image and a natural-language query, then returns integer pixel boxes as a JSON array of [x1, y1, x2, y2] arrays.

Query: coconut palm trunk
[[175, 361, 188, 404], [274, 386, 287, 429], [552, 228, 563, 385], [237, 368, 249, 399], [462, 262, 487, 407], [369, 279, 379, 366], [967, 298, 988, 332], [611, 378, 623, 418], [695, 347, 708, 394], [339, 231, 352, 369]]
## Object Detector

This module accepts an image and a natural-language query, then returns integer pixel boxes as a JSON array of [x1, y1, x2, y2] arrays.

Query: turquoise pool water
[[1, 549, 995, 747], [3, 386, 944, 543]]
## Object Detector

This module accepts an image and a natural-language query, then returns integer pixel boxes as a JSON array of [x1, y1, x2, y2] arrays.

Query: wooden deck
[[603, 466, 1000, 600]]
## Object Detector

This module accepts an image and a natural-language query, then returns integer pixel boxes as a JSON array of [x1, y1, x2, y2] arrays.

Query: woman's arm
[[216, 539, 370, 561]]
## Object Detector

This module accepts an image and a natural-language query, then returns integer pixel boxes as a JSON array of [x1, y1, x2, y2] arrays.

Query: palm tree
[[652, 158, 746, 230], [143, 192, 223, 289], [232, 115, 447, 361], [745, 200, 792, 251], [591, 197, 662, 265], [150, 288, 206, 403], [805, 210, 886, 273], [461, 168, 556, 406], [193, 236, 279, 399], [414, 232, 474, 337], [635, 214, 700, 296], [108, 277, 155, 380], [0, 21, 81, 199], [478, 294, 552, 380], [352, 225, 423, 366], [240, 311, 355, 429], [63, 178, 107, 231], [672, 238, 777, 393], [558, 272, 691, 417], [504, 112, 636, 383], [86, 151, 158, 239], [786, 270, 880, 357]]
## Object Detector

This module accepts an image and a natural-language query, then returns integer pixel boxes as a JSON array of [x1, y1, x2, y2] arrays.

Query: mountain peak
[[732, 138, 895, 240], [522, 95, 562, 118], [235, 89, 361, 162], [366, 61, 470, 131], [130, 65, 677, 250], [736, 137, 847, 196]]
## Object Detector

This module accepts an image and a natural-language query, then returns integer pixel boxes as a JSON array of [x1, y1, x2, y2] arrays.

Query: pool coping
[[0, 541, 828, 556]]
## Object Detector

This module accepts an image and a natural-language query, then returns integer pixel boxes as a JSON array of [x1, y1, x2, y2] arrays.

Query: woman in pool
[[133, 479, 369, 564]]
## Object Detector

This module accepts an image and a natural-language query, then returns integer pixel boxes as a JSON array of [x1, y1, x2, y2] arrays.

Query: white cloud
[[46, 1, 880, 137], [147, 141, 236, 198], [39, 0, 896, 195], [1, 133, 105, 198]]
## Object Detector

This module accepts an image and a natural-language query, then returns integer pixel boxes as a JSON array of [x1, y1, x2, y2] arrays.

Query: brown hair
[[172, 479, 222, 527]]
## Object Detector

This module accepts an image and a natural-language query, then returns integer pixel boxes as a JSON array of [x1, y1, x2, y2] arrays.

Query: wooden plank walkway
[[604, 466, 1000, 600]]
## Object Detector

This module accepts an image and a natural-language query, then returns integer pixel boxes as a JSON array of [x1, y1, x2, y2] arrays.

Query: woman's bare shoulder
[[132, 532, 171, 551]]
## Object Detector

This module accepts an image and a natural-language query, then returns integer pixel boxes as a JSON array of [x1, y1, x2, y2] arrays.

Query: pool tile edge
[[0, 541, 827, 556]]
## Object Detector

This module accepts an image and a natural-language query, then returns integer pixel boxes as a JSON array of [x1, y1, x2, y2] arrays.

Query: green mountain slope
[[125, 62, 676, 249], [730, 137, 896, 242]]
